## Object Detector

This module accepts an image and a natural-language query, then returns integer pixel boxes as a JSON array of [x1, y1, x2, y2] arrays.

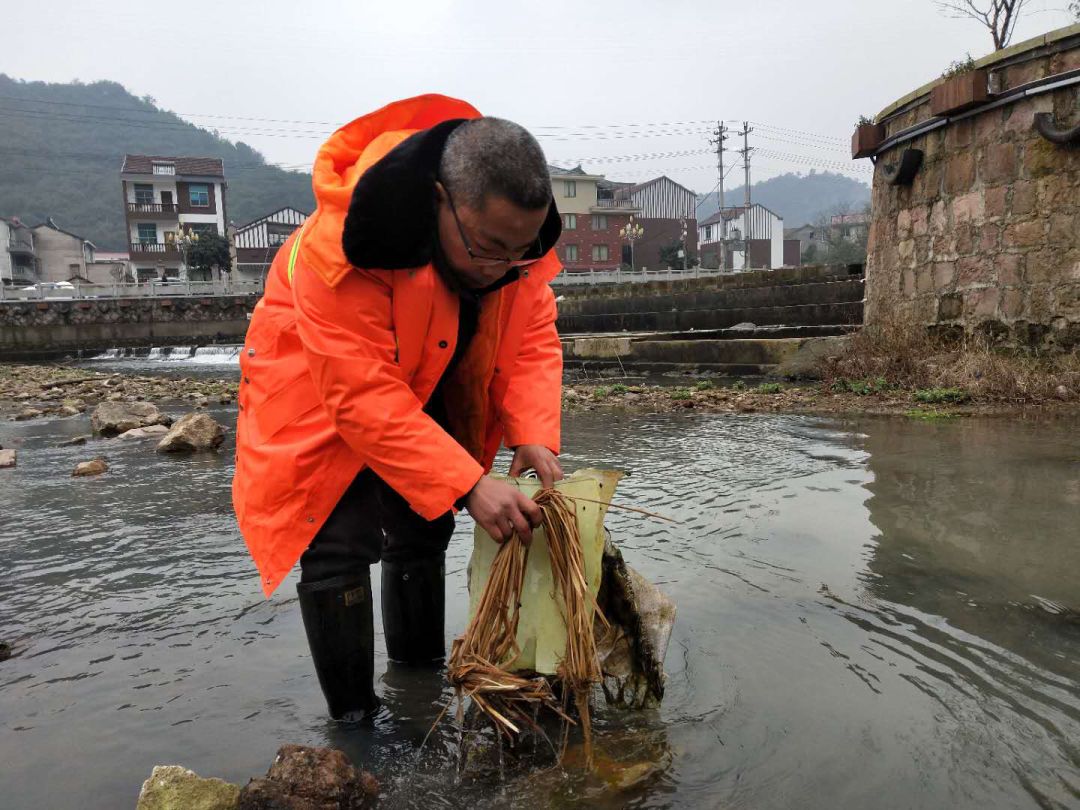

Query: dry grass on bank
[[820, 315, 1080, 403]]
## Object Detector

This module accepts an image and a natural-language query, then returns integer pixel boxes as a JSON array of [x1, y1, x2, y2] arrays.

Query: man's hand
[[464, 476, 543, 545], [509, 444, 564, 490]]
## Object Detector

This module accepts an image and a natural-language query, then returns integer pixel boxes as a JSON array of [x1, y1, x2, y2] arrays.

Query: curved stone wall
[[863, 24, 1080, 350]]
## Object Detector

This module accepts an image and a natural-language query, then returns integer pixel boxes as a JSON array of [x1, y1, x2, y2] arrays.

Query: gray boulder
[[0, 449, 15, 469], [136, 765, 240, 810], [156, 413, 225, 453], [13, 408, 43, 421], [118, 425, 171, 441], [91, 402, 171, 437], [775, 335, 851, 380], [58, 435, 90, 447]]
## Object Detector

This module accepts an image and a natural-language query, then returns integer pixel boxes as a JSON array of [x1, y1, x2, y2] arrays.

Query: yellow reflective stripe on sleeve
[[286, 222, 307, 284]]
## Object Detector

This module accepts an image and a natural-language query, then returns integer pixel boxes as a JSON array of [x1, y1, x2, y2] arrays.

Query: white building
[[0, 216, 37, 286], [121, 155, 228, 280], [698, 203, 785, 271], [232, 206, 309, 281]]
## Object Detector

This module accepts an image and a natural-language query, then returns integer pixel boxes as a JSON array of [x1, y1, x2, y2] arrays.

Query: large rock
[[58, 435, 89, 447], [775, 335, 851, 380], [13, 408, 43, 421], [136, 765, 240, 810], [91, 402, 171, 437], [118, 425, 171, 440], [72, 458, 108, 477], [0, 449, 15, 469], [156, 413, 226, 453], [238, 745, 378, 810]]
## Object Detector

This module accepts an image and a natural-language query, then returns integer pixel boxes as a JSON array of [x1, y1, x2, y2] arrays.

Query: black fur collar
[[342, 119, 562, 270]]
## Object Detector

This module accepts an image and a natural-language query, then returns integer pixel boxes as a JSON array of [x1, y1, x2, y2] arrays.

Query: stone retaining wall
[[864, 24, 1080, 350], [0, 295, 257, 357]]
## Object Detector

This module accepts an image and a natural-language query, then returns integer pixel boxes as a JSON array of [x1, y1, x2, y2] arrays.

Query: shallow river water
[[1, 379, 1079, 808]]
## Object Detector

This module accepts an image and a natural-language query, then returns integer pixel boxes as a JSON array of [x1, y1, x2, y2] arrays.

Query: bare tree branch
[[935, 0, 1028, 50]]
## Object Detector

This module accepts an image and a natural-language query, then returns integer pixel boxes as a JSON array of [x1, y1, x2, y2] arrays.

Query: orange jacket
[[232, 95, 564, 597]]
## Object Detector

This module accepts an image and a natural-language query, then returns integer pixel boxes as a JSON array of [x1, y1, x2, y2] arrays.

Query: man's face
[[435, 182, 548, 288]]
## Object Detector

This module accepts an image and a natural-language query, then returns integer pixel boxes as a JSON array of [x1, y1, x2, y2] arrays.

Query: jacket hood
[[306, 94, 562, 288]]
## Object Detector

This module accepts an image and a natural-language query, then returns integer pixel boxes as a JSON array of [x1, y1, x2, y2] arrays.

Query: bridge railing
[[0, 279, 266, 302]]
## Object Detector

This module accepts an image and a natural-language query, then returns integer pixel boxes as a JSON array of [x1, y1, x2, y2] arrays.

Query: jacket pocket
[[253, 374, 324, 443]]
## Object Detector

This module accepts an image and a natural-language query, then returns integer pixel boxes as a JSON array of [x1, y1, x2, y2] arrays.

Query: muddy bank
[[3, 363, 1078, 422]]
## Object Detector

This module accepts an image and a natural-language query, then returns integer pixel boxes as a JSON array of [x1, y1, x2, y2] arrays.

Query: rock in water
[[136, 765, 240, 810], [91, 402, 171, 437], [238, 745, 378, 809], [0, 449, 15, 469], [595, 535, 677, 709], [13, 408, 43, 421], [72, 458, 108, 477], [0, 642, 10, 661], [118, 425, 171, 440], [58, 436, 90, 447], [156, 413, 225, 453]]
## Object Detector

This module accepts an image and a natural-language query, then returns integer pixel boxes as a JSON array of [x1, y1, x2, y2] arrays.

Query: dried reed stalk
[[446, 488, 605, 767]]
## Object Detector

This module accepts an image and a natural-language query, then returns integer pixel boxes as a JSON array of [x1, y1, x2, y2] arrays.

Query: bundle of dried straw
[[446, 488, 607, 765]]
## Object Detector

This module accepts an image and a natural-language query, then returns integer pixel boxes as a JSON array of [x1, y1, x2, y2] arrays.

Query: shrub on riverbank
[[819, 315, 1079, 403]]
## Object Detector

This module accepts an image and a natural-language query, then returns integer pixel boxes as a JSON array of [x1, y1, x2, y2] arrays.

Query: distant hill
[[695, 170, 871, 227], [0, 75, 315, 250]]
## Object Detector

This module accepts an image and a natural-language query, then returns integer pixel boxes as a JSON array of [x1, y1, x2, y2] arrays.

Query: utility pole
[[709, 120, 728, 269], [737, 122, 754, 270]]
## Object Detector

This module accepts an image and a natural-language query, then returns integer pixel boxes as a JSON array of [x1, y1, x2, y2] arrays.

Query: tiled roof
[[548, 164, 590, 176], [122, 155, 225, 177]]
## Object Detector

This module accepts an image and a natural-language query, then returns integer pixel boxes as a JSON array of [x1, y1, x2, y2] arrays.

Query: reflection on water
[[0, 407, 1077, 809]]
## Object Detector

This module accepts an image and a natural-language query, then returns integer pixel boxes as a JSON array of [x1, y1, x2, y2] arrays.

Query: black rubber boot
[[296, 571, 379, 721], [381, 553, 446, 665]]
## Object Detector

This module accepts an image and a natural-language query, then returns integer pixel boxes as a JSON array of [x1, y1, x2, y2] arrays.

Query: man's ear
[[434, 181, 448, 204]]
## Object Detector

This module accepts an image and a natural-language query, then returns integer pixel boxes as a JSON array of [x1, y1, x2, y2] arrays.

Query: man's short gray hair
[[440, 118, 552, 211]]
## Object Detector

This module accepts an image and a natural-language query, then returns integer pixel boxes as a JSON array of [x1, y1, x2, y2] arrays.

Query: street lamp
[[619, 215, 644, 272], [176, 229, 200, 281]]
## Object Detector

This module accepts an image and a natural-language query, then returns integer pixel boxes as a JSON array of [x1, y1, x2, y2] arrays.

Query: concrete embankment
[[558, 265, 864, 375]]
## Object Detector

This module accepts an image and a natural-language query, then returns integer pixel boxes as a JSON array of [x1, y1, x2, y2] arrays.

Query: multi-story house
[[121, 155, 227, 280], [549, 165, 640, 272], [621, 176, 699, 270], [698, 204, 788, 271], [231, 206, 309, 282], [32, 219, 96, 283], [0, 216, 38, 287]]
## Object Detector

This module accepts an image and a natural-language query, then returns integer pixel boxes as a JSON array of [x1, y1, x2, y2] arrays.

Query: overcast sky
[[5, 0, 1076, 193]]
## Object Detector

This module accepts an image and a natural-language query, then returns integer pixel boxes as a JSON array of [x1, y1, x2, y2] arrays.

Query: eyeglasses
[[443, 187, 542, 268]]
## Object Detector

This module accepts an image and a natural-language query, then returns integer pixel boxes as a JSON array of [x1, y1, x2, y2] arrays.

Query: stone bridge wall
[[0, 295, 257, 358], [864, 24, 1080, 350]]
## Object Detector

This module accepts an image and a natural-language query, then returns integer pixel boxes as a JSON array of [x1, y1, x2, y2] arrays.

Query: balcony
[[7, 234, 35, 255], [592, 198, 640, 211], [127, 202, 180, 218], [130, 241, 180, 256]]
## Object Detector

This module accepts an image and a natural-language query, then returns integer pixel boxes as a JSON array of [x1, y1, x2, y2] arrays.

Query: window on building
[[564, 244, 578, 262], [704, 225, 712, 241], [563, 213, 576, 230], [591, 214, 607, 230], [592, 244, 609, 262], [267, 231, 290, 246], [137, 223, 157, 244], [189, 223, 217, 238], [134, 184, 154, 205], [188, 184, 210, 207], [564, 180, 576, 198]]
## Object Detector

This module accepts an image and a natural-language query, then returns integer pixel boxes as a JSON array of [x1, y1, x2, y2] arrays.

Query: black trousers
[[299, 469, 455, 584]]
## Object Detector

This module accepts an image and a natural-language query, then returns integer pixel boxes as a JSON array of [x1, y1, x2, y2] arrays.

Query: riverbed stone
[[136, 765, 240, 810], [156, 413, 225, 453], [237, 745, 378, 810], [72, 458, 108, 477], [118, 425, 171, 441], [0, 641, 10, 661], [13, 407, 43, 421], [91, 401, 171, 437], [0, 449, 16, 469], [58, 435, 89, 447]]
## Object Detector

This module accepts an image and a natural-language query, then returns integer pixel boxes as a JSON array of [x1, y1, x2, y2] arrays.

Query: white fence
[[551, 266, 734, 287], [0, 279, 266, 302]]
